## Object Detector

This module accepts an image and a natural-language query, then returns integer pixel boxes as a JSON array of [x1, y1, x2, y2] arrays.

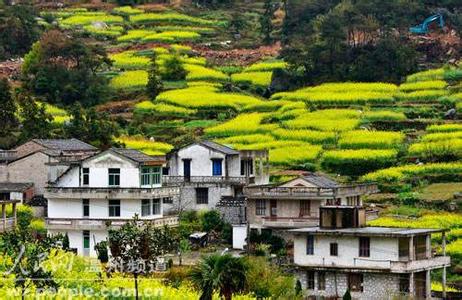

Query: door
[[270, 200, 277, 219], [183, 159, 191, 182]]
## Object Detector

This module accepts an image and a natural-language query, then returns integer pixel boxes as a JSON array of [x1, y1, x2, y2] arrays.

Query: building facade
[[291, 207, 450, 299], [245, 174, 378, 230], [45, 148, 179, 257], [165, 141, 269, 217]]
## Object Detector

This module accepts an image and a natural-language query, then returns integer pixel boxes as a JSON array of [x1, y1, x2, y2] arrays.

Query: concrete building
[[45, 148, 179, 257], [0, 139, 98, 196], [290, 206, 450, 299], [165, 140, 269, 218], [0, 182, 34, 203], [245, 174, 378, 230]]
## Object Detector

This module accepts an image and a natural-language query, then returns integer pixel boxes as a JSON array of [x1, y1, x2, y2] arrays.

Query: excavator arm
[[410, 14, 445, 34]]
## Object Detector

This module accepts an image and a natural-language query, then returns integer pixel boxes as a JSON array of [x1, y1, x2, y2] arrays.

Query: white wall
[[294, 234, 399, 268], [49, 229, 107, 257], [175, 144, 228, 177], [56, 167, 80, 187], [48, 198, 163, 219], [232, 225, 247, 250]]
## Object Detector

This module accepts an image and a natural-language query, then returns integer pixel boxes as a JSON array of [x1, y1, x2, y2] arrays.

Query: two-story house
[[165, 140, 269, 217], [0, 139, 98, 197], [245, 174, 378, 231], [290, 206, 451, 299], [45, 148, 179, 256]]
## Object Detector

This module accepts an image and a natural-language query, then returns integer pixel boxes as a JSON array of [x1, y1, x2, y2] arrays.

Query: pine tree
[[146, 53, 163, 99]]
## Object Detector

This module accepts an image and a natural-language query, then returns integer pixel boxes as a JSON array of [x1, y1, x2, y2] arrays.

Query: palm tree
[[190, 254, 248, 300]]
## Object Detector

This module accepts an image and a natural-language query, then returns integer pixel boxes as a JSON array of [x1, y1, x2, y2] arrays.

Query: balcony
[[245, 184, 378, 199], [261, 216, 319, 228], [45, 186, 180, 200], [163, 176, 247, 186], [46, 215, 179, 230]]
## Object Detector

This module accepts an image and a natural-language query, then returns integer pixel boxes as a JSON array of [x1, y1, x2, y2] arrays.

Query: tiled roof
[[111, 148, 165, 164], [199, 140, 239, 155], [0, 182, 33, 192], [290, 226, 444, 237], [302, 173, 340, 188], [33, 139, 97, 151]]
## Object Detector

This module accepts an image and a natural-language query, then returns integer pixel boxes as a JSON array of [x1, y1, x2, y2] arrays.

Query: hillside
[[2, 0, 462, 292]]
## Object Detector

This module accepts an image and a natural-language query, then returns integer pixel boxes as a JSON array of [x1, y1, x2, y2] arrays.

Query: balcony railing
[[295, 255, 450, 272], [0, 150, 16, 161], [45, 186, 180, 199], [46, 216, 179, 230], [245, 183, 379, 199], [0, 218, 16, 232], [261, 216, 319, 228], [163, 176, 247, 185]]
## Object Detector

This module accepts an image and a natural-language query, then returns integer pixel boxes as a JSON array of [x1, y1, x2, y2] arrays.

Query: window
[[399, 274, 410, 293], [82, 168, 89, 186], [152, 198, 161, 215], [196, 188, 209, 204], [212, 159, 223, 176], [82, 199, 90, 217], [359, 237, 370, 257], [240, 159, 254, 176], [306, 271, 315, 290], [330, 243, 338, 256], [141, 167, 161, 186], [306, 235, 314, 255], [318, 272, 326, 290], [348, 274, 363, 292], [300, 200, 311, 216], [162, 197, 173, 204], [109, 200, 120, 217], [255, 199, 266, 216], [108, 168, 120, 186], [83, 230, 90, 250], [141, 199, 151, 216], [347, 195, 360, 206]]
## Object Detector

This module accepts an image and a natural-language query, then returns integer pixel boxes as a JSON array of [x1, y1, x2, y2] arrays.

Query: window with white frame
[[108, 168, 120, 186], [141, 199, 151, 216], [140, 199, 161, 216]]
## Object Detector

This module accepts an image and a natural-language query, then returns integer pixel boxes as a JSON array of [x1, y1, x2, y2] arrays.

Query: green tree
[[64, 104, 119, 149], [17, 93, 53, 143], [0, 5, 41, 59], [260, 0, 276, 44], [22, 30, 111, 106], [162, 56, 187, 81], [201, 210, 223, 233], [0, 78, 18, 148], [190, 254, 247, 300], [108, 216, 178, 300], [146, 53, 163, 99]]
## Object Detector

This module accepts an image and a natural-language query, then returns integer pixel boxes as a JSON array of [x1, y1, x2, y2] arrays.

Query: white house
[[290, 206, 450, 299], [45, 148, 179, 257], [165, 140, 269, 218]]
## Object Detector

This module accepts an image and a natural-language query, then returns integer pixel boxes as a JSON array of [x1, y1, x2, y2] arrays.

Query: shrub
[[115, 135, 173, 155], [135, 101, 197, 117], [405, 68, 445, 82], [129, 13, 217, 26], [7, 204, 33, 230], [201, 210, 223, 232], [158, 87, 263, 111], [270, 145, 322, 166], [408, 140, 462, 161], [184, 64, 228, 82], [399, 80, 447, 92], [142, 31, 201, 43], [426, 124, 462, 133], [109, 70, 148, 91], [361, 110, 407, 122], [205, 113, 276, 137], [361, 162, 462, 183], [243, 60, 287, 72], [395, 90, 448, 102], [216, 134, 275, 145], [271, 128, 336, 144], [231, 71, 272, 87], [28, 219, 46, 237], [162, 56, 187, 80], [338, 130, 405, 149], [321, 149, 397, 176]]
